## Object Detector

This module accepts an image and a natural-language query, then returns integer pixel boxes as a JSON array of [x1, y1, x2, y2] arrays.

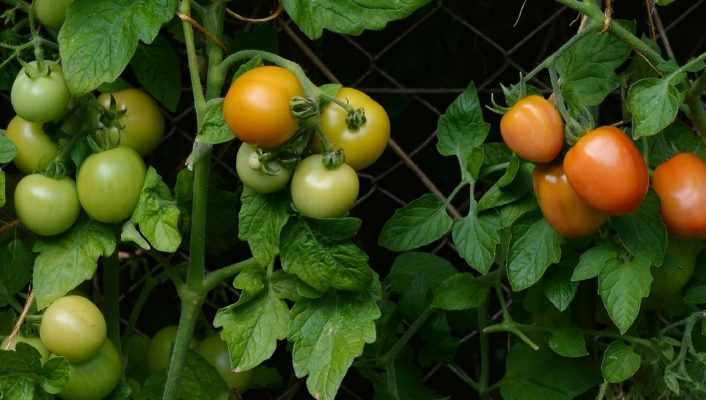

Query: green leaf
[[0, 343, 70, 399], [0, 133, 16, 163], [452, 213, 500, 274], [477, 159, 533, 212], [599, 257, 653, 334], [281, 218, 373, 292], [372, 354, 442, 400], [497, 196, 538, 228], [553, 26, 631, 107], [120, 221, 151, 250], [33, 218, 117, 309], [231, 264, 266, 307], [378, 194, 453, 251], [0, 239, 33, 307], [417, 314, 459, 367], [611, 192, 667, 267], [601, 341, 641, 383], [271, 271, 321, 302], [387, 252, 456, 317], [571, 245, 618, 281], [432, 273, 490, 310], [130, 36, 181, 112], [59, 0, 177, 95], [0, 169, 5, 207], [507, 219, 562, 291], [130, 167, 182, 252], [436, 82, 490, 180], [214, 289, 290, 372], [198, 99, 233, 144], [648, 121, 706, 169], [543, 260, 578, 312], [684, 284, 706, 304], [40, 357, 70, 394], [549, 326, 588, 358], [281, 0, 432, 39], [289, 290, 380, 400], [500, 344, 601, 400], [628, 77, 685, 138], [238, 188, 290, 266]]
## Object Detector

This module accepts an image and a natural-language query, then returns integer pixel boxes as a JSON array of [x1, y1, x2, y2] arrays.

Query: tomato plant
[[5, 116, 58, 174], [11, 61, 70, 123], [147, 325, 195, 374], [77, 146, 146, 223], [34, 0, 72, 30], [14, 174, 80, 236], [290, 155, 359, 218], [197, 335, 253, 391], [57, 340, 122, 400], [97, 89, 165, 156], [235, 143, 291, 193], [500, 95, 564, 163]]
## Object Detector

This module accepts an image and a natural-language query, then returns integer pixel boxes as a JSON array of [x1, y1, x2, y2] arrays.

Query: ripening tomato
[[40, 295, 107, 363], [500, 95, 564, 163], [533, 164, 607, 238], [653, 153, 706, 238], [290, 155, 359, 219], [564, 126, 648, 215], [235, 143, 292, 193], [11, 61, 70, 123], [97, 89, 165, 156], [197, 335, 253, 391], [319, 87, 390, 170], [223, 66, 304, 149], [5, 116, 58, 174], [14, 174, 81, 236], [58, 340, 122, 400]]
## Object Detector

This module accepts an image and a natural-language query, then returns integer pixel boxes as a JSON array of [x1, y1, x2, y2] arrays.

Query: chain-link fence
[[99, 1, 706, 398]]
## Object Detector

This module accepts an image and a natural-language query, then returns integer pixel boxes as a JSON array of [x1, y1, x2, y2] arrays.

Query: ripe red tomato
[[563, 126, 648, 215], [500, 95, 564, 163], [223, 66, 304, 149], [533, 164, 607, 238], [653, 153, 706, 238]]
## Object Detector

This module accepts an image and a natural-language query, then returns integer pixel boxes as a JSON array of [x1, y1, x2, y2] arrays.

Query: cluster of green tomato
[[225, 66, 391, 218], [18, 294, 251, 399]]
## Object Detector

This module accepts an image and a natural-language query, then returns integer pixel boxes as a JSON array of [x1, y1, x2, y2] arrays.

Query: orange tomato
[[500, 95, 564, 163], [653, 153, 706, 238]]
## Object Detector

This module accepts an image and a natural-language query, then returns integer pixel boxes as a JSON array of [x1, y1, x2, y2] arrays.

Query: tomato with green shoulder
[[11, 61, 70, 123], [5, 116, 58, 174], [290, 155, 359, 219]]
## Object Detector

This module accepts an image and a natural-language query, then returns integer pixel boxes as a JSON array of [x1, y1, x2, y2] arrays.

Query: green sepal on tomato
[[235, 143, 292, 194], [5, 116, 58, 174], [197, 335, 253, 391], [14, 174, 81, 236], [291, 154, 359, 219], [11, 61, 70, 123]]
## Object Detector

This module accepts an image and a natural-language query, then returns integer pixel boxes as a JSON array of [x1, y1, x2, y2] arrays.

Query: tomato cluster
[[224, 65, 390, 218]]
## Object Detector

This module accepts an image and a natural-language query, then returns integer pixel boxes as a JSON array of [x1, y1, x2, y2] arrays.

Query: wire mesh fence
[[100, 1, 706, 398]]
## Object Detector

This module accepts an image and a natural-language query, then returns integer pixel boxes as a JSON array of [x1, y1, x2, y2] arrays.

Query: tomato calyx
[[290, 96, 320, 120]]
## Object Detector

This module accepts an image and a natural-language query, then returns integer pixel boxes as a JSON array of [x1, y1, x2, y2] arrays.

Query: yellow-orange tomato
[[533, 164, 607, 238], [564, 126, 648, 215], [653, 153, 706, 238], [500, 95, 564, 163], [223, 66, 304, 149]]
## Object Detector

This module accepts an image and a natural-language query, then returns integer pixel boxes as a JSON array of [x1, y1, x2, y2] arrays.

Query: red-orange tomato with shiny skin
[[533, 164, 607, 238], [563, 126, 648, 215], [653, 153, 706, 238], [223, 66, 304, 149], [500, 95, 564, 163]]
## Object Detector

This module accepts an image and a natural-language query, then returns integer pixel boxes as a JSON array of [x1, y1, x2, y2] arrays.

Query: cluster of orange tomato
[[502, 95, 706, 238], [222, 66, 390, 218]]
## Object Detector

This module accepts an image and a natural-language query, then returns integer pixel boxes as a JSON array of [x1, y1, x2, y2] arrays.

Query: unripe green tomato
[[5, 116, 58, 174], [40, 295, 107, 363], [34, 0, 73, 30], [77, 146, 146, 223], [290, 155, 359, 218], [97, 89, 165, 156], [147, 326, 196, 373], [16, 336, 50, 364], [14, 174, 81, 236], [58, 340, 122, 400], [11, 61, 70, 123], [124, 334, 151, 382], [235, 143, 292, 194], [196, 335, 253, 391], [645, 239, 702, 310]]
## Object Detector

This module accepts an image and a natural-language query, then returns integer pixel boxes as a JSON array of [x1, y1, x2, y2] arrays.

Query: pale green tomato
[[290, 155, 359, 218], [40, 295, 107, 363], [11, 61, 70, 123], [14, 174, 80, 236], [235, 143, 291, 193], [5, 116, 58, 174], [58, 340, 122, 400]]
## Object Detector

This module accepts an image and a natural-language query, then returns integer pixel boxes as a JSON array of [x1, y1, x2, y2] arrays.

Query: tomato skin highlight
[[500, 95, 564, 163], [39, 295, 107, 363], [235, 143, 292, 193], [98, 88, 165, 156], [563, 126, 648, 215], [197, 335, 253, 391], [77, 147, 146, 223], [5, 116, 59, 174], [11, 61, 70, 123], [15, 174, 81, 236], [223, 66, 304, 149], [58, 340, 122, 400], [653, 153, 706, 238], [290, 155, 359, 219], [533, 164, 607, 238], [319, 87, 390, 170]]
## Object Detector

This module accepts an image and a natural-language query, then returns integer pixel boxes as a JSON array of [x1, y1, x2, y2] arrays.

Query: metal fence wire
[[106, 1, 706, 399]]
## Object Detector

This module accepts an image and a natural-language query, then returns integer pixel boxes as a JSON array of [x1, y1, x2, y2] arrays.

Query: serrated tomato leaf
[[598, 257, 653, 334], [131, 167, 181, 252], [239, 188, 290, 266], [378, 194, 453, 251], [507, 218, 562, 291]]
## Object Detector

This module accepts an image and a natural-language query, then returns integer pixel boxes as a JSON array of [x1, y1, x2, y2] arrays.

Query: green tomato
[[14, 174, 80, 236], [124, 334, 151, 382], [290, 155, 359, 218], [196, 335, 253, 391], [5, 116, 58, 174], [40, 295, 107, 363], [16, 336, 50, 364], [11, 61, 70, 123], [646, 239, 702, 309], [58, 340, 122, 400], [77, 146, 146, 223], [235, 143, 292, 194], [147, 326, 196, 373], [97, 89, 165, 156], [34, 0, 72, 30]]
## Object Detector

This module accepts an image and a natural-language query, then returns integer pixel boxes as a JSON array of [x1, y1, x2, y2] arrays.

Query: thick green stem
[[203, 257, 259, 292], [378, 307, 434, 366], [478, 300, 490, 399], [180, 0, 206, 117], [103, 252, 121, 352]]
